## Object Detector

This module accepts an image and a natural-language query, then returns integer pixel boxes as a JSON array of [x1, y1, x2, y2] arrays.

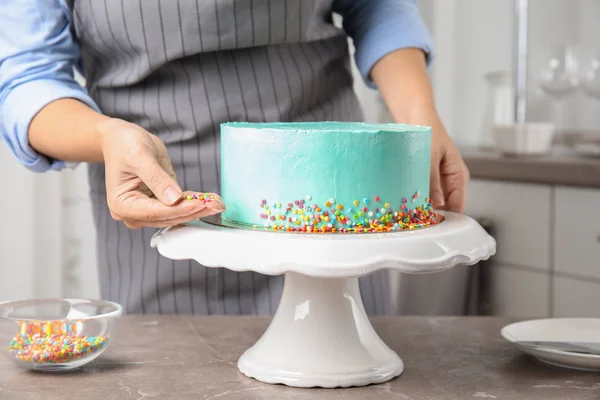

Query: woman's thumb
[[135, 155, 183, 205]]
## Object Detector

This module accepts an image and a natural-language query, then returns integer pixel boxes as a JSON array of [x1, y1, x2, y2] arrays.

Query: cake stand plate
[[150, 211, 496, 388]]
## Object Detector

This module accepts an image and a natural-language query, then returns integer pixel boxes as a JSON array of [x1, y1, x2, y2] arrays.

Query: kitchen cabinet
[[466, 180, 551, 271], [554, 275, 600, 318], [554, 186, 600, 280], [467, 179, 600, 318], [489, 264, 550, 318]]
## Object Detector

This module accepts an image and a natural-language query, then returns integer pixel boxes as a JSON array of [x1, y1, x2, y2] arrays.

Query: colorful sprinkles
[[412, 191, 420, 202], [7, 320, 107, 364], [256, 194, 439, 233], [185, 193, 220, 202]]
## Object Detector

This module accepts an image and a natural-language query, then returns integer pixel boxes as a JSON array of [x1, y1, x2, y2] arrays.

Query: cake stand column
[[237, 271, 403, 388]]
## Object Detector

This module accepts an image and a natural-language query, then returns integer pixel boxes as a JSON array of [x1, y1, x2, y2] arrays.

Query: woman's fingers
[[111, 191, 225, 223], [440, 150, 469, 214], [429, 148, 446, 209], [122, 202, 225, 229], [427, 117, 468, 214]]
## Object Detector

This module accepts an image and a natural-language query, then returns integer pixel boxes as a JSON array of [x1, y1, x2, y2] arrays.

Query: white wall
[[354, 0, 516, 146], [571, 0, 600, 132], [0, 146, 38, 301], [0, 149, 99, 302], [0, 147, 63, 301], [422, 0, 600, 144], [453, 0, 514, 145], [60, 166, 100, 299]]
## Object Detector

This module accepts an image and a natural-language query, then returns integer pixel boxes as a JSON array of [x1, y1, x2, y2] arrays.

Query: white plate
[[501, 318, 600, 371]]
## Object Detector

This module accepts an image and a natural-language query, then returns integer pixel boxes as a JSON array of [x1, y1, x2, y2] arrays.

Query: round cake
[[220, 121, 439, 233]]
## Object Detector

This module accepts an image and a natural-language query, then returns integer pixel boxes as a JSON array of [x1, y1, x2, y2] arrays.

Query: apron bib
[[71, 0, 392, 315]]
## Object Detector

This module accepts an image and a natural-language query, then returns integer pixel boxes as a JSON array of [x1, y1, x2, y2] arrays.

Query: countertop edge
[[461, 148, 600, 188]]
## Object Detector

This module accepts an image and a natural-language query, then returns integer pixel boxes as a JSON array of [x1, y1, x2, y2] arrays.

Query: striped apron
[[71, 0, 393, 315]]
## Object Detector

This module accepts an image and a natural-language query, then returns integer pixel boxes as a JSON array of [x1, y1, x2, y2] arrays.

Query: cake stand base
[[238, 272, 402, 388]]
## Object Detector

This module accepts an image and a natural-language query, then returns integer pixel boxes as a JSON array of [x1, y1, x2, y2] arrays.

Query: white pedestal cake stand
[[150, 211, 495, 388]]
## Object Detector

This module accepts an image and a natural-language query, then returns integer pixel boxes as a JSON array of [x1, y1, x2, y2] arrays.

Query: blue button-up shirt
[[0, 0, 434, 172]]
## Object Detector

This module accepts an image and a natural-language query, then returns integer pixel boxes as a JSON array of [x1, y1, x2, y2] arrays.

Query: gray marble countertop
[[461, 148, 600, 188], [1, 316, 599, 400]]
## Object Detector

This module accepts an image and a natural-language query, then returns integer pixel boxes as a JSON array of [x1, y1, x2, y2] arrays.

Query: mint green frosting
[[220, 121, 432, 229]]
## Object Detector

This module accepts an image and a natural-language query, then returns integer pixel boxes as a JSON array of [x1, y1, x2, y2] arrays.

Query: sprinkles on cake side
[[255, 194, 439, 233]]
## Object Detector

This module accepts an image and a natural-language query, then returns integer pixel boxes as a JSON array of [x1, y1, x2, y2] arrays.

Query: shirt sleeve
[[333, 0, 435, 89], [0, 0, 100, 173]]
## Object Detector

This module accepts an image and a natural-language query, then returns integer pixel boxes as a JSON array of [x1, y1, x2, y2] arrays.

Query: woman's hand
[[370, 48, 470, 214], [409, 111, 469, 213], [98, 118, 225, 229], [28, 99, 223, 228]]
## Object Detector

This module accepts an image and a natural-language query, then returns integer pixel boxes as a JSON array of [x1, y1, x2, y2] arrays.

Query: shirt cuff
[[0, 78, 100, 172], [354, 7, 435, 89]]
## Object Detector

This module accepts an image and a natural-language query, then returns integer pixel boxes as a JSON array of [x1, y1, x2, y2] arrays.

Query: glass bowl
[[0, 298, 122, 371]]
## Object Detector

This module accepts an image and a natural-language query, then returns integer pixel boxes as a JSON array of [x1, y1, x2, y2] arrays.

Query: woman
[[0, 0, 468, 315]]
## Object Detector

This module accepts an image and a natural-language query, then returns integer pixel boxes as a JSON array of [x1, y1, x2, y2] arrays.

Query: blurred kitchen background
[[2, 0, 599, 318]]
